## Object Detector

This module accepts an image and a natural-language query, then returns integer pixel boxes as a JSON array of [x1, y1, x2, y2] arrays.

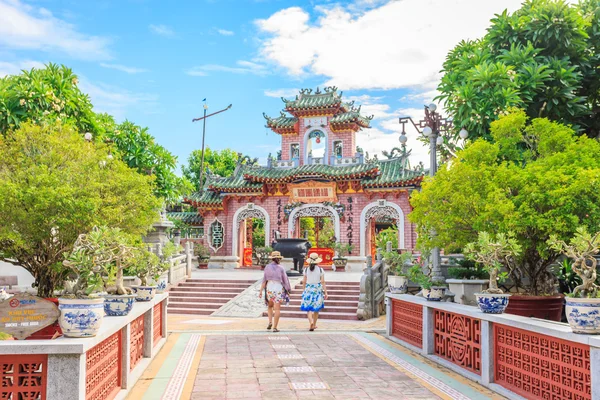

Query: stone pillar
[[591, 347, 600, 400], [385, 297, 392, 337], [144, 209, 175, 247], [121, 324, 131, 389], [143, 306, 154, 358], [422, 306, 434, 355], [185, 242, 192, 277], [480, 320, 494, 385], [161, 298, 168, 339], [47, 354, 86, 400]]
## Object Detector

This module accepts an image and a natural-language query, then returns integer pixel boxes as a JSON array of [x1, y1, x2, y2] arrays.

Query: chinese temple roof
[[263, 87, 373, 134], [166, 211, 203, 225], [242, 163, 379, 184]]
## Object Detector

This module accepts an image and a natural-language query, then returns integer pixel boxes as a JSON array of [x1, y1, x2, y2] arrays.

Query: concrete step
[[177, 282, 252, 288], [267, 310, 358, 321], [169, 296, 231, 303], [290, 289, 359, 296], [288, 300, 358, 307], [184, 279, 257, 284], [167, 307, 215, 315], [167, 301, 223, 310], [170, 287, 246, 293], [289, 294, 358, 301], [168, 291, 243, 298]]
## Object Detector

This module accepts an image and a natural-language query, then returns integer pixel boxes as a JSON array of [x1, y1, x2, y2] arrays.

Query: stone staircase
[[167, 279, 257, 315], [267, 281, 360, 321]]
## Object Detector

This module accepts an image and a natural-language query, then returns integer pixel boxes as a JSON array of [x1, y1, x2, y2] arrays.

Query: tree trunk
[[486, 268, 503, 294], [115, 261, 127, 295], [33, 263, 57, 298]]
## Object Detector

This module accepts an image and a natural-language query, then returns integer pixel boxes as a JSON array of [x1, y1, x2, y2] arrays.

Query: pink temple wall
[[201, 191, 417, 260]]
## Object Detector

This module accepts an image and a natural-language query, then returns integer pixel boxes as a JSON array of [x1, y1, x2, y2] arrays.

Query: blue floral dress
[[300, 267, 325, 312]]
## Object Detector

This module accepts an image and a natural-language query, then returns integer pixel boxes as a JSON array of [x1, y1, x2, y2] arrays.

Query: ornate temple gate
[[233, 204, 270, 268], [361, 200, 404, 257]]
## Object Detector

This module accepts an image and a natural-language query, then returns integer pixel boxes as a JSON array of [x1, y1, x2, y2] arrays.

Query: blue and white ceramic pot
[[422, 287, 446, 301], [155, 279, 167, 294], [475, 293, 510, 314], [132, 286, 156, 301], [103, 294, 136, 316], [58, 297, 105, 338], [565, 297, 600, 334], [389, 276, 408, 294]]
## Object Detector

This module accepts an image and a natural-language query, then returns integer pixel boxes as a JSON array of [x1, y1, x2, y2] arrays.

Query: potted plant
[[409, 264, 446, 301], [548, 227, 600, 333], [446, 258, 490, 306], [383, 250, 412, 294], [194, 243, 211, 269], [333, 242, 353, 271], [464, 232, 521, 314], [254, 246, 273, 269], [128, 245, 165, 301]]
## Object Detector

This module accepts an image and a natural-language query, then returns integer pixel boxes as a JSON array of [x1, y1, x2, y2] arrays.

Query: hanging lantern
[[316, 136, 321, 144]]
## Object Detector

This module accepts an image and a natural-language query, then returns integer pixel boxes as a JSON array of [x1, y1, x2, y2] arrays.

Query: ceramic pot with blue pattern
[[422, 286, 446, 301], [389, 276, 408, 294], [565, 297, 600, 334], [132, 286, 156, 301], [475, 293, 510, 314], [155, 279, 167, 294], [58, 297, 105, 338], [103, 294, 136, 316]]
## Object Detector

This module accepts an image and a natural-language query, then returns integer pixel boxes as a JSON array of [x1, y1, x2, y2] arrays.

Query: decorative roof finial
[[315, 87, 321, 94]]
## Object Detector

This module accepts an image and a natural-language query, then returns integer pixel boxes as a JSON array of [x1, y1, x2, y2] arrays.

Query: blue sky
[[0, 0, 526, 171]]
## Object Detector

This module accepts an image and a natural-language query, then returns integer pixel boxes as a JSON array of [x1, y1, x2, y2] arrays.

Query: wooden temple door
[[369, 219, 377, 259], [242, 219, 253, 267]]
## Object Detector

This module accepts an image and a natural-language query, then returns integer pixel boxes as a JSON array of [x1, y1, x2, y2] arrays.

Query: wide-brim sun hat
[[269, 251, 283, 260], [307, 252, 323, 264]]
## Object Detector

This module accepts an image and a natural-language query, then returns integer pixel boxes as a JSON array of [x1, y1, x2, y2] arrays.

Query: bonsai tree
[[162, 241, 182, 260], [408, 264, 433, 290], [464, 232, 522, 295], [548, 227, 600, 298], [194, 243, 212, 261], [62, 227, 135, 297], [333, 242, 353, 259], [383, 251, 413, 276], [129, 245, 166, 287], [253, 246, 272, 266], [447, 258, 488, 280]]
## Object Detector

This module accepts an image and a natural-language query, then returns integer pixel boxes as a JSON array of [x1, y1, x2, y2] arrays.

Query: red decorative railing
[[129, 315, 145, 371], [85, 331, 121, 400], [0, 354, 47, 400], [495, 324, 591, 400], [153, 302, 163, 347], [391, 299, 422, 348], [434, 310, 481, 375]]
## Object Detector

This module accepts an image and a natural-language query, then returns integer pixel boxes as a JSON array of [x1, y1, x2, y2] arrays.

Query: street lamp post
[[192, 102, 233, 193], [399, 103, 468, 284]]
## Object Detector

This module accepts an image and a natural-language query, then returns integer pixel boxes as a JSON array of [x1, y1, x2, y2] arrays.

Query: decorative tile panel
[[494, 324, 591, 400], [391, 299, 423, 348], [153, 303, 162, 347], [129, 315, 145, 371], [0, 354, 47, 400], [434, 310, 481, 375], [85, 331, 121, 400]]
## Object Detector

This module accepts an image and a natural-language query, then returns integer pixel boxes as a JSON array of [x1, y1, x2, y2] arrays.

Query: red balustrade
[[494, 324, 591, 400], [434, 310, 481, 375], [129, 315, 145, 371], [85, 331, 121, 400], [153, 302, 163, 347], [0, 354, 47, 400], [391, 299, 423, 348]]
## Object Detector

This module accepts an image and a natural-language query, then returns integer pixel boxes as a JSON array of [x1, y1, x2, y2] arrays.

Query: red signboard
[[304, 247, 334, 266]]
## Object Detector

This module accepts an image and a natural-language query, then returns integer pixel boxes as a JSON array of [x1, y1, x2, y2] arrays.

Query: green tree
[[0, 64, 188, 202], [0, 123, 161, 297], [437, 0, 600, 141], [409, 110, 600, 295], [182, 147, 258, 189]]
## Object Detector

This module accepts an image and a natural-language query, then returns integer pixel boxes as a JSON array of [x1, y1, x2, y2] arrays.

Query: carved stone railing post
[[357, 256, 373, 320], [185, 241, 192, 277]]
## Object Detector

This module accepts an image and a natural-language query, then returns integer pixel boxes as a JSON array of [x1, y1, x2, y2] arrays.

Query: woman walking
[[301, 253, 328, 331], [259, 251, 291, 332]]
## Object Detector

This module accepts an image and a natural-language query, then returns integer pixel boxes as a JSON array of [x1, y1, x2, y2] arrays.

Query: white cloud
[[356, 127, 430, 168], [79, 78, 159, 120], [346, 95, 392, 120], [186, 60, 269, 76], [255, 0, 524, 91], [100, 63, 148, 74], [0, 0, 110, 60], [0, 60, 45, 77], [149, 24, 175, 37], [264, 88, 300, 98], [217, 29, 234, 36]]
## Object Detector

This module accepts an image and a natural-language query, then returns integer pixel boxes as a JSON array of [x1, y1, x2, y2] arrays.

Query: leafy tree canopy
[[182, 147, 258, 190], [437, 0, 600, 141], [0, 63, 188, 201], [0, 122, 162, 297], [409, 110, 600, 295]]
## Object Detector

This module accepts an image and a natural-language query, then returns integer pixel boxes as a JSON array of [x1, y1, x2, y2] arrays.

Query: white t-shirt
[[304, 266, 324, 284]]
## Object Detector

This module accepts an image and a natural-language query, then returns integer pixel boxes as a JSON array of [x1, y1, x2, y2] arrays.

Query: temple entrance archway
[[360, 200, 405, 257], [288, 204, 340, 267], [232, 204, 270, 267]]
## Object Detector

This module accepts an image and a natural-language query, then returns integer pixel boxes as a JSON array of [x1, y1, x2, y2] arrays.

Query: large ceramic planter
[[475, 293, 510, 314], [103, 294, 136, 317], [504, 294, 564, 321], [332, 258, 347, 272], [422, 286, 446, 301], [132, 286, 156, 302], [565, 297, 600, 334], [388, 276, 408, 294], [198, 257, 210, 269], [447, 279, 489, 306], [58, 297, 105, 338]]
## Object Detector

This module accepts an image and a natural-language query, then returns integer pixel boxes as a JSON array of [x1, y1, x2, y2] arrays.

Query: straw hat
[[269, 251, 283, 260], [307, 253, 323, 264]]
